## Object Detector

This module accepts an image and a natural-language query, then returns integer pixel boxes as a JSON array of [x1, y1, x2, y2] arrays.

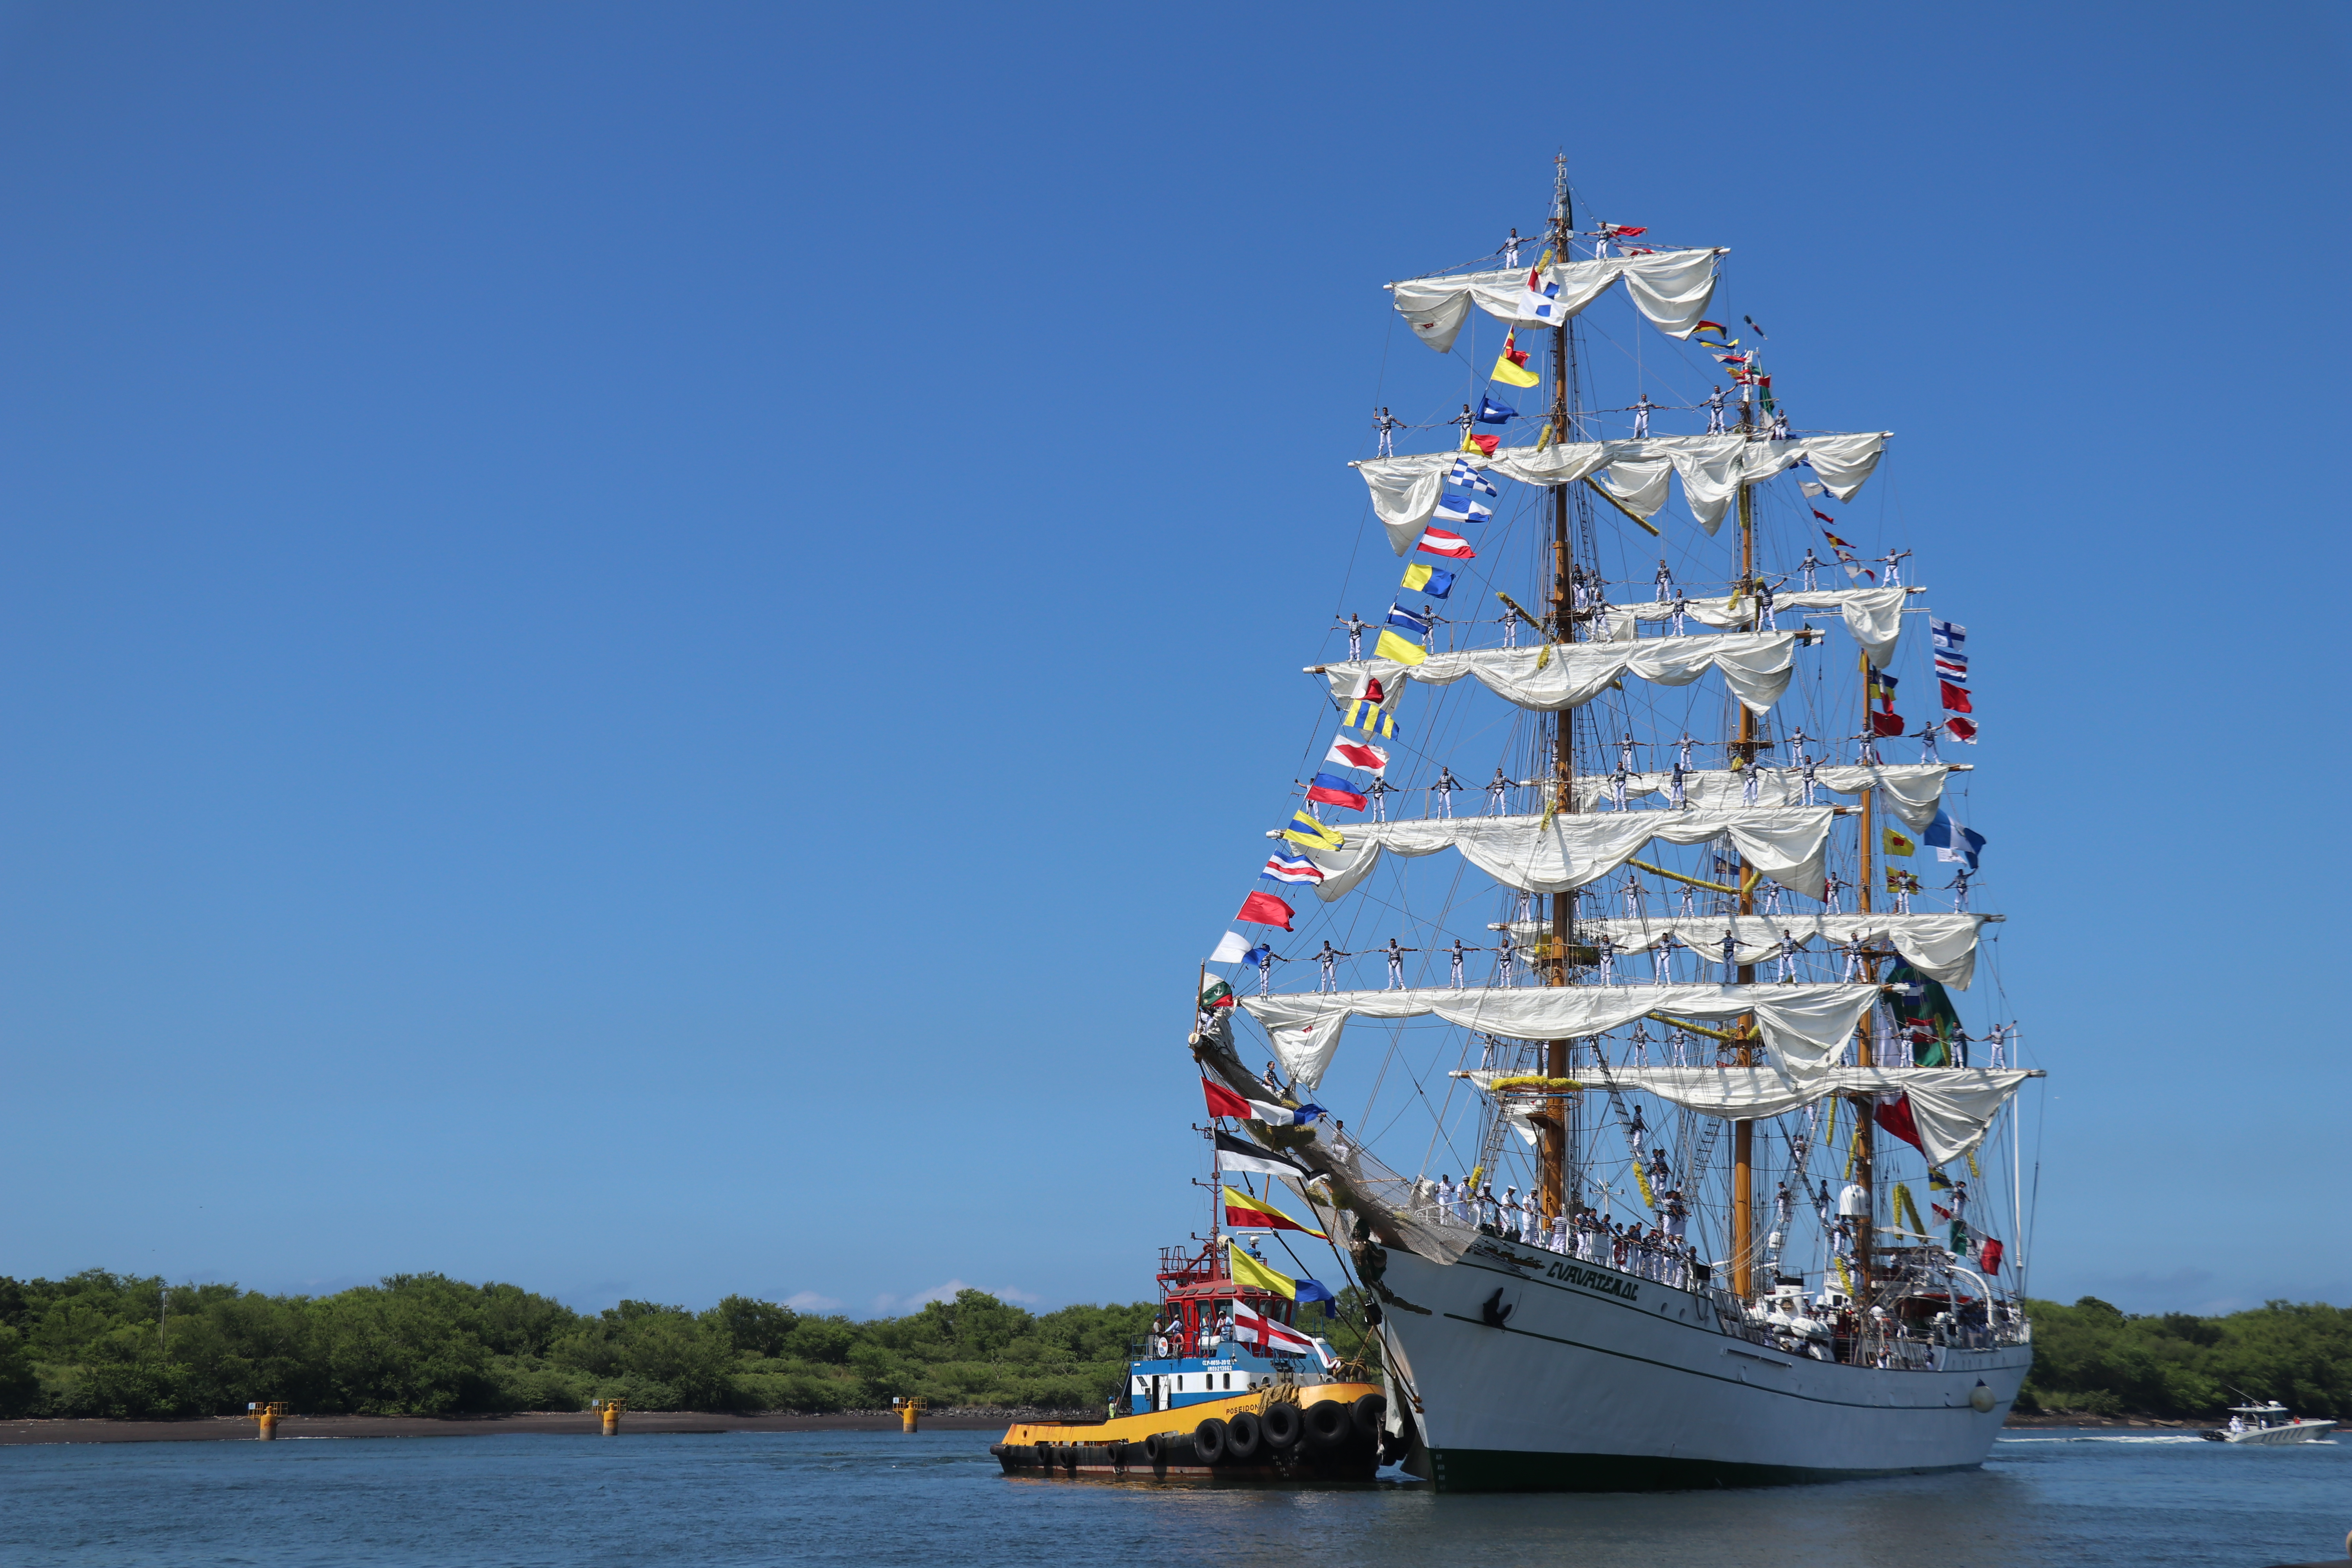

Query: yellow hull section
[[1001, 1381, 1381, 1447]]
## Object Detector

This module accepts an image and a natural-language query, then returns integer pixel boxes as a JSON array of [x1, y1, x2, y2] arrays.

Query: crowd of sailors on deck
[[1412, 1173, 1698, 1288]]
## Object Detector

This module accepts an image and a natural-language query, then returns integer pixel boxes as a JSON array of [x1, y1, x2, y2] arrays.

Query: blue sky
[[0, 2, 2341, 1319]]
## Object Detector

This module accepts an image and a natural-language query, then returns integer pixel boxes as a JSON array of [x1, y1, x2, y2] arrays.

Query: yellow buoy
[[592, 1397, 625, 1435], [247, 1401, 287, 1439], [894, 1396, 927, 1432]]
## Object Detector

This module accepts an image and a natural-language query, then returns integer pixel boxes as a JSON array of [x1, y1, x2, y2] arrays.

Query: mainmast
[[1853, 657, 1879, 1301], [1539, 154, 1577, 1227], [1729, 385, 1759, 1301]]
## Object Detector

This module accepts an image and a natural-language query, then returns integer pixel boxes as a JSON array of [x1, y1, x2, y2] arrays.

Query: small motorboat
[[2200, 1401, 2338, 1444]]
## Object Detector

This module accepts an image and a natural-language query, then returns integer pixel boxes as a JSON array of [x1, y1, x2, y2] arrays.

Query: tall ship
[[1180, 160, 2041, 1491]]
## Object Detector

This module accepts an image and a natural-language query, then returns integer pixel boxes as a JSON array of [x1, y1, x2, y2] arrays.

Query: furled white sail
[[1514, 913, 1993, 989], [1469, 1065, 2040, 1168], [1570, 762, 1953, 831], [1355, 433, 1889, 549], [1297, 807, 1832, 902], [1315, 630, 1796, 715], [1592, 585, 1910, 666], [1389, 250, 1726, 352], [1243, 982, 1878, 1091]]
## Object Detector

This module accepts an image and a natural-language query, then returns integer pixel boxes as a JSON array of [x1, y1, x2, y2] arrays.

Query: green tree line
[[0, 1271, 1160, 1419], [2016, 1297, 2350, 1419]]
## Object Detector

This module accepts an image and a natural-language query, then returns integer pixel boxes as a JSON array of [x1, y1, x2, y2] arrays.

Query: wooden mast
[[1853, 652, 1878, 1301], [1539, 156, 1576, 1228], [1729, 382, 1758, 1301]]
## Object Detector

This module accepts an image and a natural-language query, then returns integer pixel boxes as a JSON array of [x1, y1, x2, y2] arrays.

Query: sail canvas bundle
[[1592, 584, 1910, 666], [1316, 630, 1799, 715], [1241, 982, 1880, 1089], [1472, 1065, 2042, 1168], [1353, 432, 1890, 550], [1570, 762, 1953, 831], [1390, 249, 1727, 351], [1532, 912, 1994, 989], [1292, 806, 1836, 902]]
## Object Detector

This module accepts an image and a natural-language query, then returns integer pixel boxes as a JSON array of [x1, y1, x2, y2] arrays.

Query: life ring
[[1225, 1409, 1264, 1462], [1302, 1399, 1352, 1449], [1193, 1417, 1228, 1464], [1260, 1401, 1303, 1452], [1350, 1392, 1387, 1445]]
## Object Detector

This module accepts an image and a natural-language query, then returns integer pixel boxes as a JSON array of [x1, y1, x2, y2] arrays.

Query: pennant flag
[[1262, 852, 1325, 885], [1227, 1242, 1297, 1299], [1467, 432, 1500, 456], [1743, 314, 1769, 338], [1214, 1130, 1309, 1180], [1236, 890, 1296, 929], [1600, 223, 1647, 238], [1325, 735, 1389, 773], [1400, 563, 1455, 599], [1696, 320, 1727, 335], [1924, 810, 1986, 870], [1867, 669, 1899, 707], [1250, 1096, 1325, 1126], [1934, 650, 1969, 685], [1433, 493, 1493, 524], [1869, 710, 1906, 737], [1281, 810, 1346, 852], [1882, 826, 1916, 857], [1875, 1094, 1926, 1154], [1490, 333, 1541, 389], [1200, 973, 1235, 1010], [1414, 528, 1477, 559], [1476, 395, 1517, 425], [1291, 1276, 1337, 1316], [1799, 480, 1827, 498], [1385, 602, 1432, 636], [1203, 1078, 1254, 1119], [1446, 459, 1497, 496], [1209, 930, 1251, 964], [1341, 699, 1397, 739], [1234, 1299, 1324, 1360], [1305, 771, 1368, 812], [1223, 1185, 1328, 1240], [1943, 715, 1978, 744], [1373, 629, 1430, 666], [1940, 681, 1973, 713], [1931, 618, 1967, 652]]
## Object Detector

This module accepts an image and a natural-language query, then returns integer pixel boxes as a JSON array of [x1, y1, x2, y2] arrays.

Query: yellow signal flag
[[1373, 630, 1429, 667], [1227, 1241, 1298, 1299], [1490, 330, 1541, 389], [1882, 826, 1916, 857]]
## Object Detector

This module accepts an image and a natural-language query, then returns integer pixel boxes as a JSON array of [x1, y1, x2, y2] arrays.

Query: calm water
[[0, 1428, 2343, 1567]]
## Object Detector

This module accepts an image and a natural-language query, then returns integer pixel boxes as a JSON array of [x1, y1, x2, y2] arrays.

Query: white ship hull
[[1375, 1240, 2029, 1490]]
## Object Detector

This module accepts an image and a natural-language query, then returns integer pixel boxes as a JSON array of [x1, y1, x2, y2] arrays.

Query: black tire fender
[[1193, 1417, 1228, 1464], [1225, 1409, 1264, 1462], [1260, 1400, 1303, 1452], [1141, 1431, 1167, 1464], [1350, 1392, 1387, 1445], [1302, 1399, 1352, 1449]]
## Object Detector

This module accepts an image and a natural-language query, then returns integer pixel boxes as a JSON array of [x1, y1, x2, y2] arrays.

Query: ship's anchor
[[1479, 1288, 1514, 1328]]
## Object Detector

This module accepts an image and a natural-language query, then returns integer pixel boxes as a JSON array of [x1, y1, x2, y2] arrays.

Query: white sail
[[1355, 432, 1889, 550], [1390, 249, 1725, 351], [1314, 630, 1796, 715], [1592, 585, 1909, 667], [1469, 1065, 2040, 1168], [1241, 982, 1877, 1090], [1570, 762, 1953, 831], [1296, 807, 1832, 901], [1516, 913, 1993, 989]]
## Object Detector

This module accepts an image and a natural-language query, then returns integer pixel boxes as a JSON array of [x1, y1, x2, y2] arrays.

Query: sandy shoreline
[[0, 1409, 1083, 1446]]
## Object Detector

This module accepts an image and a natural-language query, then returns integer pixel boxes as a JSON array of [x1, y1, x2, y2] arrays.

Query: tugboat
[[2200, 1400, 2339, 1445], [994, 1238, 1387, 1481]]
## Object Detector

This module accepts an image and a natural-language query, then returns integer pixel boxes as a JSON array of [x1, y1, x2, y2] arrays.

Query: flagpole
[[1539, 153, 1577, 1235]]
